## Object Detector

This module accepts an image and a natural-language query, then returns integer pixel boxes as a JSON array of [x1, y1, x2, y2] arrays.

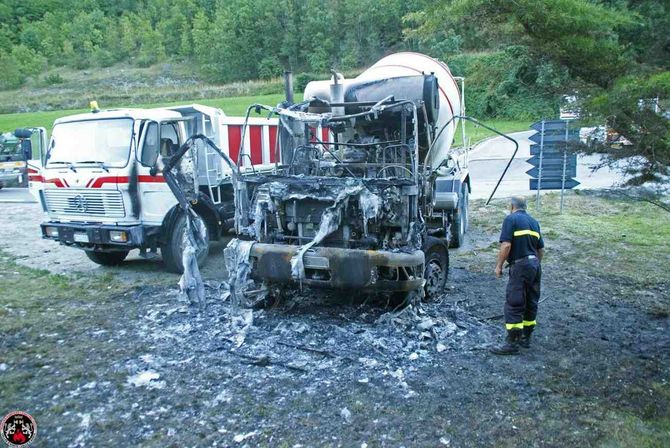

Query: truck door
[[19, 127, 47, 202], [135, 120, 182, 224]]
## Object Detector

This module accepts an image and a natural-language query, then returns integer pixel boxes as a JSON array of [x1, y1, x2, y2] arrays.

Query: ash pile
[[132, 284, 497, 395]]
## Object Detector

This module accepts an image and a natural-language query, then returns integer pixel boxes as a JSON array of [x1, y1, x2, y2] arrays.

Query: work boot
[[519, 326, 534, 349], [490, 329, 521, 355]]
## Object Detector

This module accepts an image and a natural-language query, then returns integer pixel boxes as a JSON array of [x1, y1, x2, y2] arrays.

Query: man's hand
[[495, 241, 511, 279]]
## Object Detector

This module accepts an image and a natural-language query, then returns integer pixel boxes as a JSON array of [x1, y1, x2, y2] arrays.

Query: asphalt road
[[467, 130, 626, 200]]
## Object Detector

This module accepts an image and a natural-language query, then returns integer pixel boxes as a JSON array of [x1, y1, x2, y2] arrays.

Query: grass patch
[[598, 383, 670, 447], [470, 190, 670, 285], [453, 119, 531, 146]]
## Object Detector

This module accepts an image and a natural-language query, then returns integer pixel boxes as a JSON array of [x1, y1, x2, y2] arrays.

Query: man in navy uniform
[[491, 196, 544, 355]]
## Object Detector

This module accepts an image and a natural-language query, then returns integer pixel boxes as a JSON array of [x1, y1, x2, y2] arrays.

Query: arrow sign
[[526, 166, 577, 178], [529, 130, 579, 145], [530, 120, 572, 132], [527, 153, 576, 165], [530, 178, 580, 190], [530, 143, 568, 155]]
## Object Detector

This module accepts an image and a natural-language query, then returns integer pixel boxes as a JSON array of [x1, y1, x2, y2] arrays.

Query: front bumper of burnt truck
[[249, 243, 425, 291], [40, 221, 160, 251]]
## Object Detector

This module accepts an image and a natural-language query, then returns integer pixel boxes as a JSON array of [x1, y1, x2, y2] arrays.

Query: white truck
[[29, 104, 280, 272]]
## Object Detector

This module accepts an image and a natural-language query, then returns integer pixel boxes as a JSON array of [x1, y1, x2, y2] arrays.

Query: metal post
[[283, 71, 294, 104], [536, 120, 545, 211], [560, 121, 568, 213]]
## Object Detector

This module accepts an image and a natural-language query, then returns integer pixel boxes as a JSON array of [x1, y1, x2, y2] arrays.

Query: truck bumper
[[40, 221, 161, 251], [249, 243, 425, 292], [0, 173, 20, 184]]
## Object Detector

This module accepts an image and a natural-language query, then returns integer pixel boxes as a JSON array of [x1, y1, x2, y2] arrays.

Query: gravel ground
[[0, 201, 227, 282]]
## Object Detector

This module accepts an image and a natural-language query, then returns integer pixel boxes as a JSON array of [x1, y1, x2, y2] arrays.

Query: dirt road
[[1, 192, 669, 446]]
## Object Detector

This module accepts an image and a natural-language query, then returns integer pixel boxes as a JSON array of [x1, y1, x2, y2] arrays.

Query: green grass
[[453, 119, 531, 147], [0, 94, 287, 131], [469, 190, 670, 286]]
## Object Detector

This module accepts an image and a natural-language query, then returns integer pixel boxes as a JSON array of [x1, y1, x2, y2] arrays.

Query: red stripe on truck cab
[[227, 125, 242, 165], [321, 127, 329, 143], [249, 126, 263, 165]]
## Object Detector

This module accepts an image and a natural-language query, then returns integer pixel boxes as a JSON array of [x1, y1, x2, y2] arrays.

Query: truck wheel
[[462, 186, 470, 232], [449, 204, 465, 248], [161, 212, 210, 274], [85, 250, 129, 266], [423, 237, 449, 300]]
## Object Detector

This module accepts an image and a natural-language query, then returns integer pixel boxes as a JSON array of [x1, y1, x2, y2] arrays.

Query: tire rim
[[425, 261, 444, 298]]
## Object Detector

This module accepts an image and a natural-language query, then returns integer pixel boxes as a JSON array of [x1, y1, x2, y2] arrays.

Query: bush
[[295, 73, 321, 92], [445, 48, 561, 120], [43, 72, 64, 85], [0, 44, 48, 90]]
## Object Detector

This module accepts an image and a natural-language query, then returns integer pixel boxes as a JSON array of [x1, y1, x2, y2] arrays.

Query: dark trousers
[[504, 258, 541, 331]]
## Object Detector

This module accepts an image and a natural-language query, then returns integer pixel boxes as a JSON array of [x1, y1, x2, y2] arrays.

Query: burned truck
[[224, 53, 472, 304], [165, 53, 473, 304]]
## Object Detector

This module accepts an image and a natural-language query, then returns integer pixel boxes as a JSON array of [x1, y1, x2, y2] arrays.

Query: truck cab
[[31, 104, 279, 272], [0, 128, 47, 189]]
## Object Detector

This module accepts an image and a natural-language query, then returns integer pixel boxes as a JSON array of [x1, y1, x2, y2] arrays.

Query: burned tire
[[449, 186, 468, 248], [161, 212, 210, 274], [423, 237, 449, 300], [85, 250, 129, 266]]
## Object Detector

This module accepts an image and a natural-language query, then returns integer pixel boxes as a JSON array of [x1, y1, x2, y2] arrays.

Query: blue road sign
[[527, 153, 575, 166], [529, 130, 580, 145], [530, 178, 580, 190], [526, 166, 577, 178], [530, 142, 571, 155], [530, 120, 571, 132]]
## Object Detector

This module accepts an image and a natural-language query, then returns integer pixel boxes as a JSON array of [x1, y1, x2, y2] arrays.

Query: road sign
[[527, 119, 581, 212], [529, 142, 573, 155], [529, 130, 579, 144], [527, 153, 575, 166], [526, 166, 576, 178], [530, 178, 580, 190], [530, 120, 571, 132]]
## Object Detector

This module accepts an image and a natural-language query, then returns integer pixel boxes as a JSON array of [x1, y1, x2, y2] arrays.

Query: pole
[[560, 121, 568, 213], [283, 71, 294, 105], [536, 120, 545, 211]]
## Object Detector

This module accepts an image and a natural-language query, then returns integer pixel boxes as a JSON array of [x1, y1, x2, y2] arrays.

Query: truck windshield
[[47, 118, 133, 168]]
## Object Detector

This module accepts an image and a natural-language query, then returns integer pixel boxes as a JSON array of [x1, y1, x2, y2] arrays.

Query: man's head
[[510, 196, 527, 212]]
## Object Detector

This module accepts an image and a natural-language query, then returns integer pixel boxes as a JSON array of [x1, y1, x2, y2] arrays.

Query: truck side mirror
[[21, 140, 32, 161]]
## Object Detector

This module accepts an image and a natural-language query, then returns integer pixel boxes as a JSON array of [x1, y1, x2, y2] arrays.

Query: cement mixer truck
[[165, 52, 486, 304]]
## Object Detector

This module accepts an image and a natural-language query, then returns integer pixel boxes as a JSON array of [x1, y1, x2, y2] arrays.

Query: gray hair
[[511, 196, 527, 210]]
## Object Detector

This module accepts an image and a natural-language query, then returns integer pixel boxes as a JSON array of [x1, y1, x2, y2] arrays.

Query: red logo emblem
[[1, 411, 36, 446]]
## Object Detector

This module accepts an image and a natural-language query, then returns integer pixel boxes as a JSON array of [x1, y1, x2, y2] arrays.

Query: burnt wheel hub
[[424, 261, 444, 298]]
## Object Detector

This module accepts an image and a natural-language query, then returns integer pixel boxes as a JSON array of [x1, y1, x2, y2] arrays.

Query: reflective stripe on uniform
[[513, 230, 540, 239], [505, 322, 524, 330], [523, 320, 537, 327]]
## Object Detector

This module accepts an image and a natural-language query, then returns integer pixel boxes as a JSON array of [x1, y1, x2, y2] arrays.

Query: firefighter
[[491, 196, 544, 355]]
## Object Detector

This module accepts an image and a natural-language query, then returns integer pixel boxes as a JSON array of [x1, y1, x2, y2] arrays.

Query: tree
[[407, 0, 669, 185]]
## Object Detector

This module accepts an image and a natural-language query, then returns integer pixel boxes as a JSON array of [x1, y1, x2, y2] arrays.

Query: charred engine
[[234, 74, 440, 252]]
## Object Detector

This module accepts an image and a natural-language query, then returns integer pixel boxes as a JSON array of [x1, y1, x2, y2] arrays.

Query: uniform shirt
[[499, 210, 544, 262]]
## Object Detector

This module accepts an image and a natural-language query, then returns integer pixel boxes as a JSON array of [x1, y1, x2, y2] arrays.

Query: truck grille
[[44, 189, 126, 218]]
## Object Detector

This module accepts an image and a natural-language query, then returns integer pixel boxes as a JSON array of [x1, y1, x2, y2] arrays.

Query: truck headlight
[[109, 230, 128, 243], [44, 226, 59, 238]]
